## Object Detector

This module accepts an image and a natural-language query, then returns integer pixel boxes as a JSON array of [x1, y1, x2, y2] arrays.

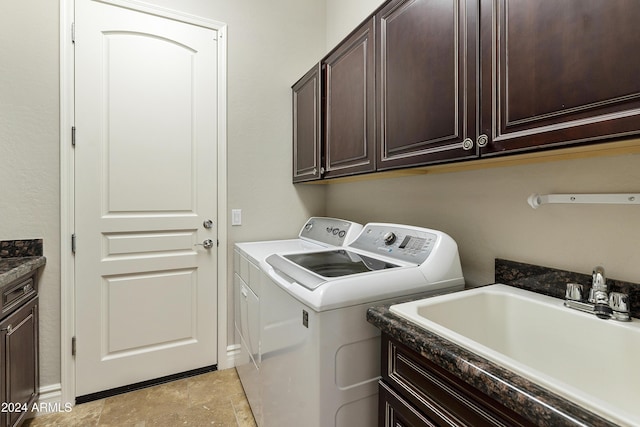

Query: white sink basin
[[390, 284, 640, 426]]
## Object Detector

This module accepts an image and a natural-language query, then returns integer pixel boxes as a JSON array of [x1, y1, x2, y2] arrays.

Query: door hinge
[[71, 22, 75, 44], [71, 233, 76, 254], [217, 239, 219, 247], [72, 336, 76, 357], [71, 126, 76, 147]]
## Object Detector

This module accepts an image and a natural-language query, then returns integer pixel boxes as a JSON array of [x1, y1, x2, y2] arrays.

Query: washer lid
[[266, 249, 401, 291], [283, 249, 400, 277]]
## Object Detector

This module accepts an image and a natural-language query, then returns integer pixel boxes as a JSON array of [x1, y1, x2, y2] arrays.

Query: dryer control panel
[[298, 217, 363, 247], [349, 223, 440, 265]]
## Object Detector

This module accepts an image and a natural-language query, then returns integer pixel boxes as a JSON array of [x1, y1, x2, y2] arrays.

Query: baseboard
[[218, 343, 241, 370], [26, 383, 73, 419]]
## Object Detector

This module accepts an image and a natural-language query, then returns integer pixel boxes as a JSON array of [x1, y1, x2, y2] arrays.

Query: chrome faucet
[[591, 266, 613, 319], [564, 266, 631, 321]]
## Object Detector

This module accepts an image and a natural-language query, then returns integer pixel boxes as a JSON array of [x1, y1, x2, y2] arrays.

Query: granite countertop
[[0, 256, 46, 288], [366, 259, 640, 427], [0, 239, 46, 288]]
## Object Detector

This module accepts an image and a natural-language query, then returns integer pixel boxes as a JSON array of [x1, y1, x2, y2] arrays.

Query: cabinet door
[[380, 335, 534, 427], [292, 64, 322, 182], [1, 297, 39, 427], [377, 0, 479, 170], [379, 381, 439, 427], [323, 18, 376, 178], [481, 0, 640, 155]]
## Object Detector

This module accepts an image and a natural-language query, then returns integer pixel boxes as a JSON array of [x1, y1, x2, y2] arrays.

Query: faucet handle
[[565, 283, 584, 301], [609, 292, 631, 322], [592, 266, 607, 291]]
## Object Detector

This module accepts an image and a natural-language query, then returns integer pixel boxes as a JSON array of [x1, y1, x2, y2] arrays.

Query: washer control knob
[[332, 228, 339, 235], [338, 230, 346, 238], [383, 232, 397, 245]]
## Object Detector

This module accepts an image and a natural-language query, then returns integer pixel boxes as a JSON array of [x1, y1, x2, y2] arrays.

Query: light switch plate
[[231, 209, 242, 226]]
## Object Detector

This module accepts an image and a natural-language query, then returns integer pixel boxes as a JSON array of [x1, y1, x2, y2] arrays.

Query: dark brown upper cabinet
[[292, 64, 322, 183], [323, 17, 376, 178], [293, 0, 640, 182], [376, 0, 479, 170], [480, 0, 640, 155]]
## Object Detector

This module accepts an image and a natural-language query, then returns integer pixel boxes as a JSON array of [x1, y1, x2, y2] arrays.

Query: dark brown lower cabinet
[[1, 296, 39, 427], [379, 334, 533, 427]]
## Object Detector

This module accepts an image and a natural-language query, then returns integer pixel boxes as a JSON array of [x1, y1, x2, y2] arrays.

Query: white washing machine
[[233, 217, 363, 426], [261, 223, 465, 427]]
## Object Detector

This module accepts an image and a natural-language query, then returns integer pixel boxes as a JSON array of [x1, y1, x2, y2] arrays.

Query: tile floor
[[24, 368, 256, 427]]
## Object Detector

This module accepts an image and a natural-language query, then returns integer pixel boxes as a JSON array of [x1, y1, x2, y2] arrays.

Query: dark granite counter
[[367, 259, 639, 427], [496, 258, 640, 319], [0, 239, 46, 288], [0, 257, 46, 288]]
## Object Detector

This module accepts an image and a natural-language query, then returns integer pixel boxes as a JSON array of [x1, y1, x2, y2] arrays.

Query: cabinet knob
[[477, 134, 489, 147], [462, 138, 474, 150]]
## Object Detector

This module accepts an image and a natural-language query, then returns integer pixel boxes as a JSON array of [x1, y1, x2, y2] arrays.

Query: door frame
[[59, 0, 229, 405]]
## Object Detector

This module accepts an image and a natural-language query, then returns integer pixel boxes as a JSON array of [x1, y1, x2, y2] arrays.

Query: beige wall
[[0, 0, 61, 387], [325, 152, 640, 286], [325, 0, 386, 49]]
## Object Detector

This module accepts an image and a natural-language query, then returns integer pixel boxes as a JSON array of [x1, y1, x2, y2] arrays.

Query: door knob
[[195, 239, 215, 249], [203, 219, 214, 229]]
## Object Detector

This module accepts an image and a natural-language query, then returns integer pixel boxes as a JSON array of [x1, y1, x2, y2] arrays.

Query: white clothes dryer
[[233, 217, 363, 426]]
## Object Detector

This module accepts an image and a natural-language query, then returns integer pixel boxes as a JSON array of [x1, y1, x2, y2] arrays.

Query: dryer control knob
[[383, 232, 397, 245]]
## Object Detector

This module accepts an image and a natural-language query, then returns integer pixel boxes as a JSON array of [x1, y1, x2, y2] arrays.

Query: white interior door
[[74, 0, 218, 396]]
